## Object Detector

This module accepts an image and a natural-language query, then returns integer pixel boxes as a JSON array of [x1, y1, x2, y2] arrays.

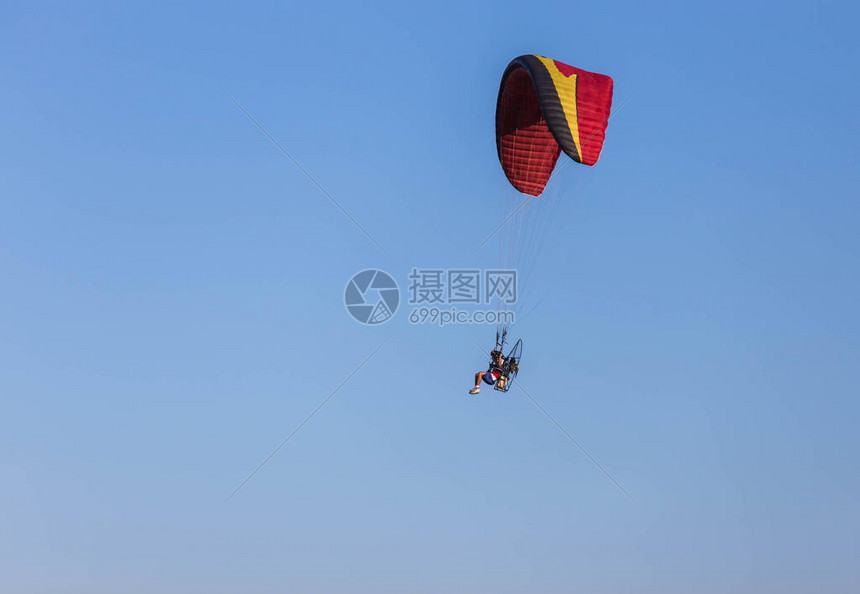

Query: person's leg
[[470, 371, 485, 394]]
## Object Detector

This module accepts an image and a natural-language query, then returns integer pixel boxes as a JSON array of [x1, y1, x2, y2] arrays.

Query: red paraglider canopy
[[496, 55, 614, 196]]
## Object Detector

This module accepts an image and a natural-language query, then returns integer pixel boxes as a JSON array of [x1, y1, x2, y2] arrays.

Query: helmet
[[490, 350, 502, 360]]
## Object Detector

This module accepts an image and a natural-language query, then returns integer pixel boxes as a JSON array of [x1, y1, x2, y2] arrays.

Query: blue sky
[[1, 1, 859, 592]]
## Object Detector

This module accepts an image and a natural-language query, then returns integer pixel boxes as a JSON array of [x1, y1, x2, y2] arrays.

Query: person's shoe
[[469, 387, 480, 394]]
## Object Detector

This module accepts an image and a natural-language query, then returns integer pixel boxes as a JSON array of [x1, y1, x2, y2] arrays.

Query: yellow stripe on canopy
[[535, 55, 582, 160]]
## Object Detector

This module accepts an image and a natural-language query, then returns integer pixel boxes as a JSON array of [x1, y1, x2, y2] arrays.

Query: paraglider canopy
[[495, 55, 614, 196]]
